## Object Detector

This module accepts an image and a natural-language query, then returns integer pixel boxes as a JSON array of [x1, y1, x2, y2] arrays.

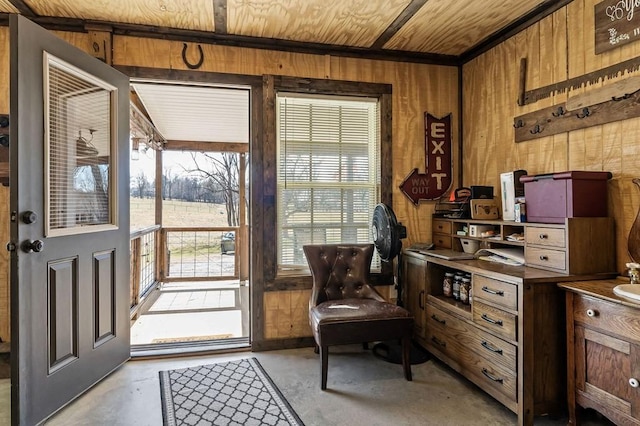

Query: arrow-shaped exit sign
[[399, 113, 453, 205]]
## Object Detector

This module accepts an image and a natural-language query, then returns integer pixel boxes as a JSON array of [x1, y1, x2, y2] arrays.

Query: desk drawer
[[466, 350, 517, 403], [474, 275, 517, 311], [433, 234, 452, 249], [473, 301, 517, 342], [427, 303, 516, 372], [525, 226, 565, 248], [525, 247, 566, 272], [433, 219, 452, 235], [574, 294, 640, 343]]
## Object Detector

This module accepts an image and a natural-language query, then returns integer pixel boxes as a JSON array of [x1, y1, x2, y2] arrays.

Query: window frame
[[261, 75, 393, 288], [276, 92, 382, 271]]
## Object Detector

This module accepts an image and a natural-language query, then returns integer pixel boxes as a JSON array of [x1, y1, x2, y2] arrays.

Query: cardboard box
[[520, 171, 611, 223]]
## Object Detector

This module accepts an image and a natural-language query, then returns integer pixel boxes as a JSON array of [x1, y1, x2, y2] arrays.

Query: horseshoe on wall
[[182, 43, 204, 69]]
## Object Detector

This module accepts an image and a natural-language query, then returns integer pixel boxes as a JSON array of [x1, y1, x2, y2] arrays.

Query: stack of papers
[[475, 248, 525, 266]]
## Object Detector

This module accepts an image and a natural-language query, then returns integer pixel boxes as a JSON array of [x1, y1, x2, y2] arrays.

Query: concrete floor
[[28, 345, 613, 426]]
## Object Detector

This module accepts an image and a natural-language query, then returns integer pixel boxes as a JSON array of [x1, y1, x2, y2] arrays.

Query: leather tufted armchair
[[303, 243, 413, 390]]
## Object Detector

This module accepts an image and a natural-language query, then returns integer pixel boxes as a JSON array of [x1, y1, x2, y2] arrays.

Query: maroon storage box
[[519, 171, 611, 223]]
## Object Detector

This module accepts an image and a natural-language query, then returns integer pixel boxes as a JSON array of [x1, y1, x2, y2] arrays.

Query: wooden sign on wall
[[595, 0, 640, 54]]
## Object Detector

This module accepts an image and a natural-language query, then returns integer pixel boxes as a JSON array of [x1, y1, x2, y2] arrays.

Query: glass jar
[[443, 272, 454, 297], [460, 277, 471, 304], [452, 273, 462, 300]]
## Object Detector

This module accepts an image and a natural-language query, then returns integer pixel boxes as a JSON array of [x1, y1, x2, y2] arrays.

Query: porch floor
[[130, 280, 249, 346]]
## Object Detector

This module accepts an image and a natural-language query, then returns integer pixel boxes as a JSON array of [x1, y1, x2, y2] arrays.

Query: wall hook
[[552, 106, 565, 117], [181, 43, 204, 69], [612, 93, 632, 101], [576, 107, 590, 119], [513, 119, 524, 128], [529, 124, 542, 134]]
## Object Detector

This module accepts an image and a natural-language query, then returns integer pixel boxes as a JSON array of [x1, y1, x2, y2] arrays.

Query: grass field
[[130, 198, 237, 277], [130, 197, 232, 229]]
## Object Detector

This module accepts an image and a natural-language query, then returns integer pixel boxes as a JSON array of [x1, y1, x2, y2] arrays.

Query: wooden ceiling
[[0, 0, 570, 64]]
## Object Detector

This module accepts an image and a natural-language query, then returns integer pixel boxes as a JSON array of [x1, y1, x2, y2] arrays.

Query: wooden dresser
[[559, 279, 640, 425]]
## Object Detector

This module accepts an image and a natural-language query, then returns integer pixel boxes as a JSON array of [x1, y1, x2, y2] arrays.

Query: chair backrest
[[303, 244, 382, 307]]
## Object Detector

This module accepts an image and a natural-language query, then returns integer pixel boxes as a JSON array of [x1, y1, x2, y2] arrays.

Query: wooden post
[[239, 152, 248, 281]]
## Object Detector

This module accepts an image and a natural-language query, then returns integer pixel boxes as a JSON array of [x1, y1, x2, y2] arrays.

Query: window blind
[[45, 54, 115, 236], [276, 93, 381, 269]]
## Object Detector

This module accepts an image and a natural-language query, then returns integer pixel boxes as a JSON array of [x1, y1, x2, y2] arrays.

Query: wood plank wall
[[0, 28, 459, 342], [2, 0, 635, 345], [463, 0, 638, 274]]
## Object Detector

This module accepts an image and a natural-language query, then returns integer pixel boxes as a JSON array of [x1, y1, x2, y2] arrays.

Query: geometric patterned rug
[[159, 357, 305, 426]]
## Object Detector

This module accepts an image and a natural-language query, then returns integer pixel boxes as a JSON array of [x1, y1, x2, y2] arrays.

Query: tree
[[162, 167, 174, 200], [187, 152, 240, 226], [134, 171, 148, 199]]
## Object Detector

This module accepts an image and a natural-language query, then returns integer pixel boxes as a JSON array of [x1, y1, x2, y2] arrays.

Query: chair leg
[[402, 336, 412, 381], [320, 345, 328, 390]]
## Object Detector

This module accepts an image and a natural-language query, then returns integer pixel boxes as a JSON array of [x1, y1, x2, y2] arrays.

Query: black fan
[[370, 203, 429, 365], [372, 203, 406, 262]]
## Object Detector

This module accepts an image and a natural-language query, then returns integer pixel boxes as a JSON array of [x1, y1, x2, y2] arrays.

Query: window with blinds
[[45, 53, 117, 236], [276, 93, 381, 269]]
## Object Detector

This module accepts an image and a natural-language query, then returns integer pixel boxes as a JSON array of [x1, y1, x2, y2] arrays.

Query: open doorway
[[127, 81, 251, 353]]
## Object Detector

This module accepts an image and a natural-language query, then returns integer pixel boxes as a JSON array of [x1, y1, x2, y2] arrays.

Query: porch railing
[[130, 225, 161, 309], [161, 227, 239, 281]]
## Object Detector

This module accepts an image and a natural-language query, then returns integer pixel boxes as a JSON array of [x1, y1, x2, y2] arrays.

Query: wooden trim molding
[[260, 76, 395, 290]]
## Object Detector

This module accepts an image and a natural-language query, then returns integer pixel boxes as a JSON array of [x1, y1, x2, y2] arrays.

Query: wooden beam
[[7, 0, 35, 17], [371, 0, 428, 49], [0, 13, 459, 66], [212, 0, 227, 35], [163, 140, 249, 153]]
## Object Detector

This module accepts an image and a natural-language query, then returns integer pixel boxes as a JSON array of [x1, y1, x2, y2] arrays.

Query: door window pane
[[45, 53, 117, 236]]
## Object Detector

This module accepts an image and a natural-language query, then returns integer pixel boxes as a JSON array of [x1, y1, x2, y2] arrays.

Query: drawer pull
[[419, 290, 425, 310], [481, 340, 503, 354], [431, 314, 446, 325], [431, 336, 446, 347], [481, 313, 503, 326], [630, 378, 639, 388], [481, 286, 504, 296], [538, 233, 548, 240], [481, 368, 504, 383], [586, 309, 598, 318], [539, 255, 548, 261]]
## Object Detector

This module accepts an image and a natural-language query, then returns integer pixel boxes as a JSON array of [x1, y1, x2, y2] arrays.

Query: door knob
[[21, 211, 37, 224], [21, 239, 44, 253]]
